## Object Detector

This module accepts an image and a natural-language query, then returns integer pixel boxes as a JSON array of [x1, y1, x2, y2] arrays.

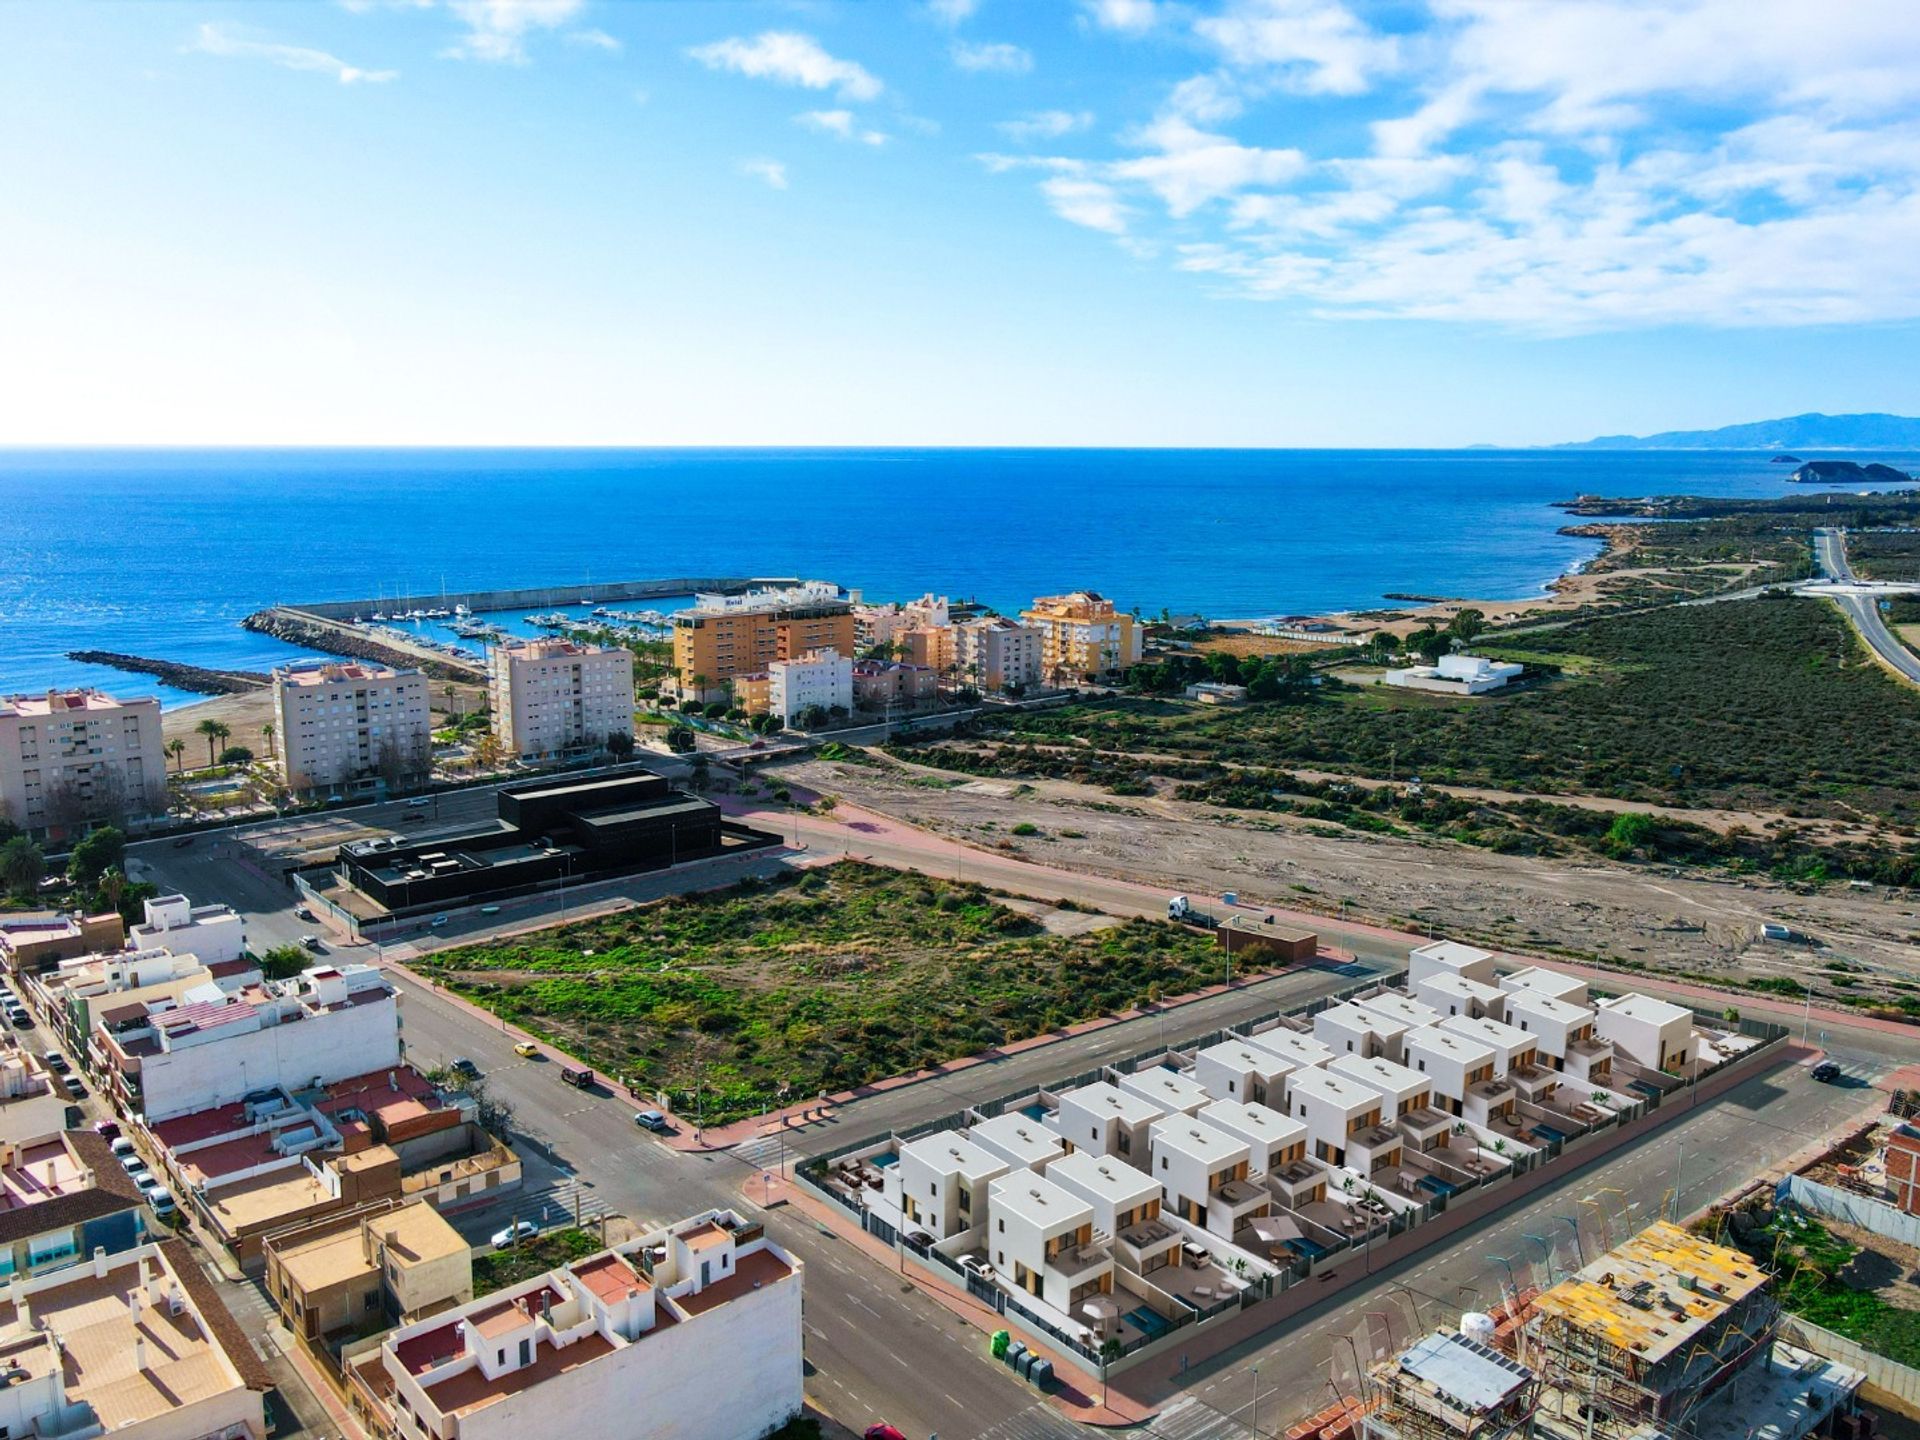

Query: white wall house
[[1285, 1066, 1396, 1173], [1413, 971, 1509, 1024], [1354, 991, 1440, 1035], [1499, 966, 1589, 1007], [987, 1173, 1112, 1316], [767, 649, 854, 724], [1408, 940, 1498, 987], [1045, 1150, 1179, 1281], [1593, 994, 1696, 1074], [1195, 1100, 1307, 1177], [1051, 1082, 1163, 1165], [1314, 1003, 1406, 1063], [1330, 1054, 1434, 1123], [1191, 1039, 1294, 1110], [969, 1112, 1066, 1174], [1116, 1066, 1211, 1119], [1402, 1025, 1498, 1114], [1382, 654, 1524, 695], [1148, 1117, 1268, 1241], [128, 894, 246, 964], [1244, 1028, 1334, 1073], [891, 1134, 1007, 1240], [1439, 1015, 1538, 1077]]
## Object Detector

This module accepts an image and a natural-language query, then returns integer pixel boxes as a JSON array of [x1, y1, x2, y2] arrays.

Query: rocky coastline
[[64, 650, 267, 696]]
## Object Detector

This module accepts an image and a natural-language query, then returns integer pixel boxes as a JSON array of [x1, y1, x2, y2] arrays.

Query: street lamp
[[1557, 1214, 1586, 1266]]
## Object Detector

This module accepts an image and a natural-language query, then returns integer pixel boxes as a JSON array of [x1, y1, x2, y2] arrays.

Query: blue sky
[[4, 0, 1918, 446]]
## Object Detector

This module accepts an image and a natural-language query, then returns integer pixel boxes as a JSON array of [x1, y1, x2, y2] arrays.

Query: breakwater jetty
[[66, 651, 268, 696], [242, 610, 486, 682]]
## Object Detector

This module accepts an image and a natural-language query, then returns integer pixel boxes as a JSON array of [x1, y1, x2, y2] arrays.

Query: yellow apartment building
[[1021, 592, 1143, 684], [671, 582, 855, 703]]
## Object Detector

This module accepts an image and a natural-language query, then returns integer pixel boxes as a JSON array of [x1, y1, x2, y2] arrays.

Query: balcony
[[1509, 1065, 1560, 1103], [1045, 1240, 1113, 1280], [1266, 1158, 1327, 1208], [1396, 1106, 1454, 1150]]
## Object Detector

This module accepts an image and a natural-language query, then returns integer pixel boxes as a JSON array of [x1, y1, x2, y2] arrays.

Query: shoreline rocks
[[242, 609, 483, 682], [65, 651, 267, 696]]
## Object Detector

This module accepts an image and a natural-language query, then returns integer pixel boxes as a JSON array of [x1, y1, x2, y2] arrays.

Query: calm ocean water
[[0, 447, 1906, 708]]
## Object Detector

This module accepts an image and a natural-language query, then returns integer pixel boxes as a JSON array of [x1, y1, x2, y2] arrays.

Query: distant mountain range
[[1558, 412, 1920, 450]]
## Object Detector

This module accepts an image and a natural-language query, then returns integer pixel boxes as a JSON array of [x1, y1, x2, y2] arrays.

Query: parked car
[[302, 935, 326, 952], [171, 836, 195, 848], [451, 1058, 480, 1078], [633, 1110, 670, 1133], [514, 1041, 540, 1058], [429, 915, 449, 929], [146, 1188, 178, 1217], [295, 906, 315, 922], [7, 1010, 30, 1029], [1811, 1061, 1842, 1082], [110, 1137, 137, 1158], [491, 1220, 538, 1250], [865, 1426, 909, 1440], [406, 797, 431, 808], [127, 1166, 155, 1190], [44, 1052, 69, 1073], [93, 1119, 121, 1141], [560, 1066, 594, 1091], [479, 904, 501, 916]]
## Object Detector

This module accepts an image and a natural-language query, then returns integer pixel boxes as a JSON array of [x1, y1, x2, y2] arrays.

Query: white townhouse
[[1414, 971, 1510, 1024], [891, 1133, 1007, 1240], [1286, 1065, 1400, 1175], [1195, 1099, 1307, 1177], [1244, 1028, 1334, 1073], [987, 1173, 1112, 1315], [1046, 1150, 1180, 1282], [969, 1112, 1067, 1174], [1593, 993, 1696, 1075], [1499, 966, 1589, 1008], [1051, 1082, 1163, 1165], [1315, 1002, 1407, 1063], [1191, 1039, 1294, 1110], [1148, 1116, 1269, 1241], [1116, 1066, 1211, 1119], [1354, 991, 1440, 1035], [1402, 1025, 1499, 1114], [1408, 939, 1498, 987]]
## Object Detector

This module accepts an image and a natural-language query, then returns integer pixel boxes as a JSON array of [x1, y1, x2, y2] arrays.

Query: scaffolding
[[1361, 1331, 1542, 1440]]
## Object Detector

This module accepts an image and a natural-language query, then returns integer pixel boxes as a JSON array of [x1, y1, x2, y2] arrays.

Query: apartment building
[[274, 661, 433, 796], [854, 593, 949, 649], [1052, 1081, 1163, 1164], [0, 910, 125, 979], [890, 1134, 1007, 1240], [31, 945, 259, 1054], [900, 625, 956, 674], [986, 1173, 1112, 1315], [1593, 994, 1696, 1075], [952, 616, 1045, 693], [1046, 1149, 1180, 1282], [970, 1111, 1067, 1173], [850, 660, 939, 712], [767, 648, 853, 724], [351, 1210, 801, 1440], [0, 1240, 272, 1440], [488, 639, 634, 762], [1148, 1116, 1268, 1240], [671, 582, 854, 703], [93, 963, 399, 1122], [1021, 592, 1142, 684], [0, 688, 164, 838]]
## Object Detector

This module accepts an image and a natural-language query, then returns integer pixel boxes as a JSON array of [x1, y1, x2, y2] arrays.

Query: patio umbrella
[[1247, 1215, 1303, 1245], [1080, 1295, 1121, 1336]]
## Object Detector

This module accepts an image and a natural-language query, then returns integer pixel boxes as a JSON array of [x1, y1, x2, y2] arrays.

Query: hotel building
[[0, 689, 164, 838], [274, 661, 433, 796], [1020, 593, 1142, 685], [488, 639, 634, 762], [671, 582, 855, 703]]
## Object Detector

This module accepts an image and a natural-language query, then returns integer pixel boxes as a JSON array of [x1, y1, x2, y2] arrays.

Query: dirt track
[[787, 754, 1920, 991]]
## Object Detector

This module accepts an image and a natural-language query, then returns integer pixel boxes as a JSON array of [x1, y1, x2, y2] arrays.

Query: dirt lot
[[789, 754, 1920, 988]]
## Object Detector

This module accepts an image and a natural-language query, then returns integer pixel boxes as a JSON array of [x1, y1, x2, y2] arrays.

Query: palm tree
[[165, 738, 186, 773], [210, 722, 232, 764], [261, 721, 276, 760], [194, 718, 223, 769]]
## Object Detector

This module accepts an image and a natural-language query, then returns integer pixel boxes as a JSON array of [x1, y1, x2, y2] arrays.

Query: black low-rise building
[[337, 771, 759, 912]]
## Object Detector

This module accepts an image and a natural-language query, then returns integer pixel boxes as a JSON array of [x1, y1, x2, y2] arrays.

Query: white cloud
[[926, 0, 978, 25], [998, 110, 1095, 143], [738, 157, 790, 190], [188, 23, 397, 84], [1112, 114, 1309, 216], [1041, 177, 1132, 234], [952, 41, 1033, 75], [1081, 0, 1159, 35], [443, 0, 584, 62], [565, 27, 621, 53], [690, 31, 882, 101], [1197, 0, 1399, 96], [796, 109, 888, 145]]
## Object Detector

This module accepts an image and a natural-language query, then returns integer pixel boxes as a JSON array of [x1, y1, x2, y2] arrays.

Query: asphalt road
[[1815, 527, 1920, 684]]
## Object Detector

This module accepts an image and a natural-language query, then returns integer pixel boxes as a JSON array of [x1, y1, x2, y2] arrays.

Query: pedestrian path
[[1146, 1396, 1263, 1440], [731, 1134, 793, 1171], [972, 1401, 1098, 1440]]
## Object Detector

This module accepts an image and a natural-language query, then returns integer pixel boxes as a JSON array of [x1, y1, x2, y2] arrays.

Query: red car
[[865, 1427, 907, 1440]]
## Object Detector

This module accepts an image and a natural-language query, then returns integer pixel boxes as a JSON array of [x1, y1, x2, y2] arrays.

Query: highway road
[[125, 786, 1920, 1440], [1814, 527, 1920, 684]]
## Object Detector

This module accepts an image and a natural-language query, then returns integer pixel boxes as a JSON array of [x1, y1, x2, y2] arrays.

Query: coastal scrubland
[[415, 862, 1228, 1125], [1848, 530, 1920, 583]]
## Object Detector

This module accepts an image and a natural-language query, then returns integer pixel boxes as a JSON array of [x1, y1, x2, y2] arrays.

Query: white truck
[[1167, 895, 1216, 927]]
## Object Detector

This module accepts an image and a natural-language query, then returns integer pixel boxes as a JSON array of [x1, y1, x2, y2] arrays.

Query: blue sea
[[0, 447, 1910, 708]]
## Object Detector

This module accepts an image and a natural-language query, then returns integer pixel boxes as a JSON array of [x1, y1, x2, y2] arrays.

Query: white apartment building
[[0, 688, 164, 838], [1148, 1117, 1268, 1240], [986, 1172, 1112, 1315], [1401, 1025, 1498, 1114], [889, 1134, 1007, 1241], [129, 892, 247, 964], [273, 661, 432, 796], [969, 1111, 1066, 1173], [488, 638, 634, 762], [767, 648, 853, 724], [1195, 1099, 1307, 1177], [361, 1210, 802, 1440], [1192, 1039, 1294, 1110], [1116, 1066, 1211, 1118], [1500, 966, 1589, 1007], [1594, 993, 1696, 1074], [1315, 1002, 1407, 1063], [1052, 1081, 1162, 1164], [1045, 1149, 1180, 1281], [1408, 940, 1498, 987], [952, 617, 1045, 693], [1413, 971, 1509, 1023], [93, 963, 399, 1122]]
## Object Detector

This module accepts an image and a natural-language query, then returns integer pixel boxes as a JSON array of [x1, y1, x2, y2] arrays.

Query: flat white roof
[[1440, 1014, 1533, 1051], [1244, 1029, 1333, 1070], [1117, 1067, 1212, 1113], [1329, 1053, 1431, 1101], [969, 1113, 1066, 1166], [988, 1172, 1091, 1231], [1404, 1025, 1496, 1067], [1058, 1081, 1163, 1128], [1047, 1150, 1161, 1207], [1149, 1116, 1248, 1166], [1195, 1039, 1293, 1078], [1596, 992, 1692, 1025], [1412, 940, 1496, 968], [900, 1133, 1006, 1183], [1286, 1065, 1379, 1110], [1354, 993, 1439, 1029], [1318, 1002, 1405, 1037], [1419, 972, 1505, 1001], [1499, 967, 1588, 1002], [1504, 991, 1593, 1026], [1197, 1099, 1306, 1150]]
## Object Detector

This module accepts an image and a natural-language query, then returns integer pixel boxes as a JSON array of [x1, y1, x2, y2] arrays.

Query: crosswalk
[[480, 1178, 617, 1231], [971, 1401, 1097, 1440], [731, 1134, 791, 1171], [1811, 1054, 1885, 1087], [1147, 1396, 1263, 1440]]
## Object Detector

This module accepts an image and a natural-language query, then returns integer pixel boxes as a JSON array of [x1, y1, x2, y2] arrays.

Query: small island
[[1770, 453, 1801, 463], [1789, 459, 1913, 485]]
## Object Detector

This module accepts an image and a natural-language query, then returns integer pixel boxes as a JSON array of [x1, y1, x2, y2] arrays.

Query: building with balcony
[[1331, 1055, 1435, 1124], [1316, 1002, 1407, 1063], [1413, 971, 1509, 1024], [850, 661, 940, 712], [1408, 940, 1498, 987], [1020, 593, 1142, 684], [986, 1173, 1112, 1316], [1286, 1066, 1394, 1172], [0, 1120, 148, 1283], [1504, 994, 1608, 1079], [1044, 1151, 1178, 1281], [767, 648, 853, 724], [952, 617, 1045, 694], [1194, 1099, 1307, 1177], [0, 1239, 272, 1440], [29, 946, 259, 1055], [890, 1134, 1006, 1240], [1593, 994, 1696, 1075], [0, 688, 165, 839], [488, 638, 634, 762], [0, 910, 125, 979], [1052, 1082, 1163, 1164], [1192, 1039, 1295, 1110], [349, 1210, 801, 1440], [671, 582, 854, 704], [1402, 1026, 1498, 1115], [969, 1112, 1066, 1174], [128, 892, 247, 965], [1439, 1015, 1538, 1077], [274, 661, 433, 797], [853, 594, 949, 650], [1148, 1117, 1268, 1241], [93, 963, 399, 1122]]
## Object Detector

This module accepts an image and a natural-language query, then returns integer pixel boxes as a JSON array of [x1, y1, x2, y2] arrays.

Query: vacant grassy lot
[[1849, 529, 1920, 583], [419, 863, 1231, 1124], [966, 596, 1920, 825], [472, 1227, 599, 1297]]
